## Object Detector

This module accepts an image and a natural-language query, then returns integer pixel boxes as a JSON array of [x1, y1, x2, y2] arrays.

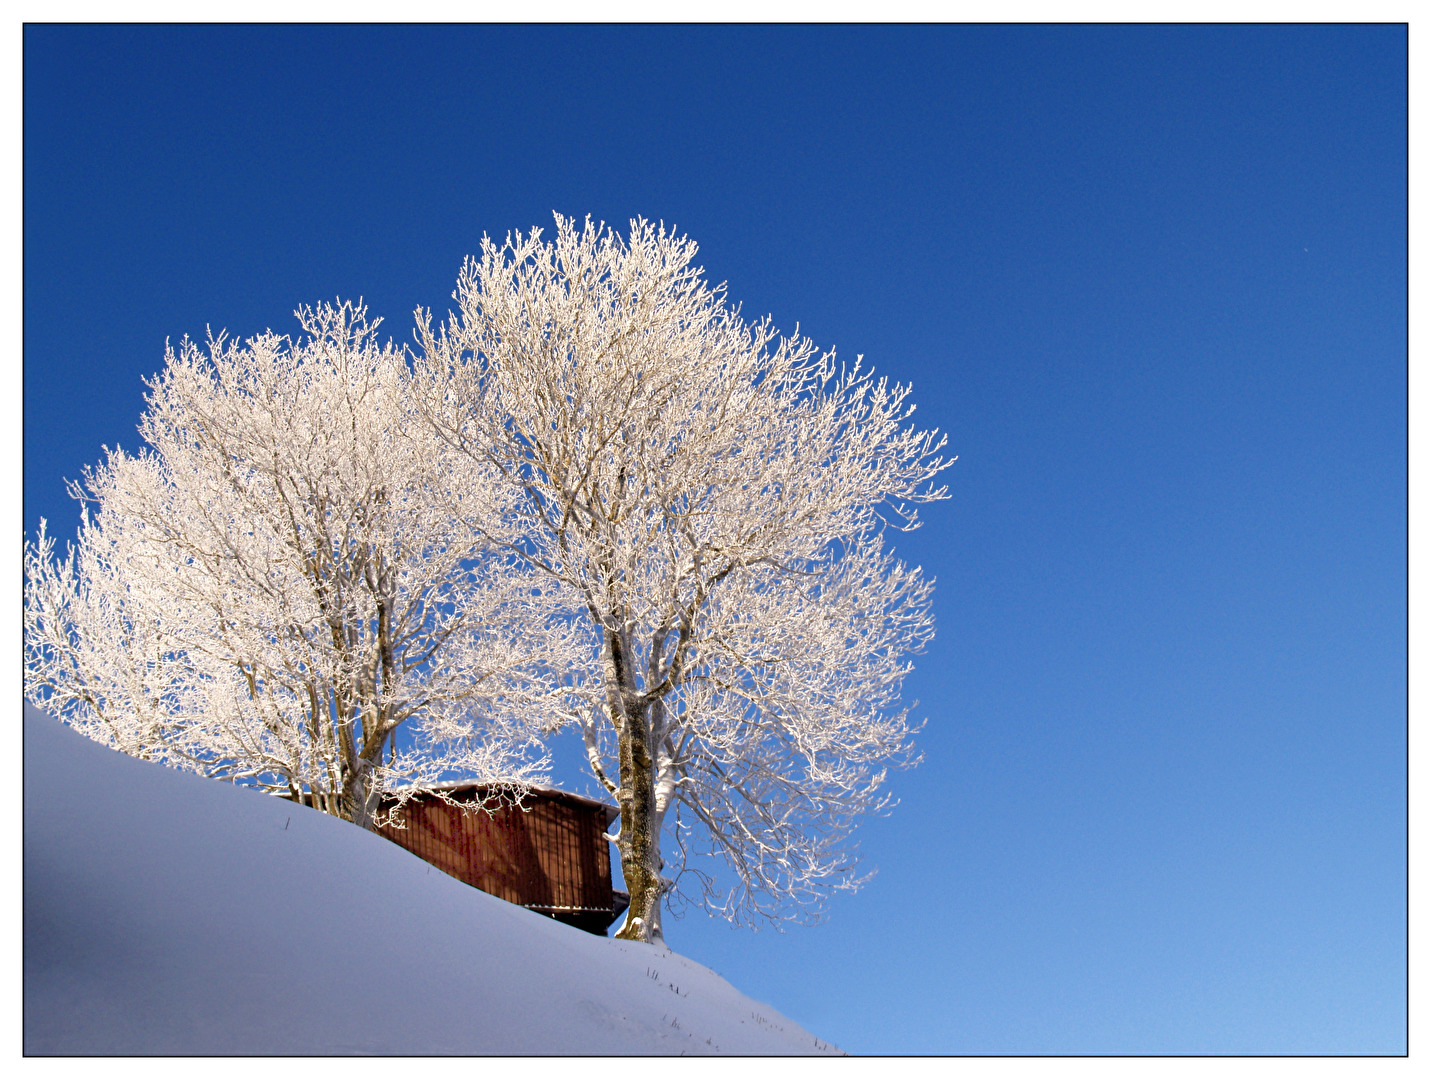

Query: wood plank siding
[[375, 784, 628, 936]]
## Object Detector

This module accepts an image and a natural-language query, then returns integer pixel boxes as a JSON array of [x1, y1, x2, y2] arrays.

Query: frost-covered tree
[[416, 215, 951, 939], [24, 301, 579, 827]]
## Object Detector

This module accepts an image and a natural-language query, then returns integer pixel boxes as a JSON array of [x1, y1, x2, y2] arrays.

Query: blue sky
[[23, 25, 1406, 1054]]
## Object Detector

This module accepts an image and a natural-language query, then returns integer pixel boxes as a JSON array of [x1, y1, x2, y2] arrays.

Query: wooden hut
[[375, 783, 629, 936]]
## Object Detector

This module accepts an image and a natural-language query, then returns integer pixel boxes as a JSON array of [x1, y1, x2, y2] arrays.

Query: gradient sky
[[23, 25, 1406, 1054]]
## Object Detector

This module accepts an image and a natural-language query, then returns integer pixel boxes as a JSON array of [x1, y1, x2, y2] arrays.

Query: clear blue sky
[[23, 25, 1406, 1054]]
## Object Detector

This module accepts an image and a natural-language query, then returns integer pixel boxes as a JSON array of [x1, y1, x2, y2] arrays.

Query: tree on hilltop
[[416, 215, 950, 939], [24, 301, 578, 826]]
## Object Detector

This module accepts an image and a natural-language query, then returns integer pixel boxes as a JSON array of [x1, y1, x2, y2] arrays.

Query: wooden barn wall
[[377, 793, 614, 915]]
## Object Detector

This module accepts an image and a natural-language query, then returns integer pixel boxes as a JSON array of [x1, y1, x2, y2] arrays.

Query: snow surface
[[23, 703, 840, 1055]]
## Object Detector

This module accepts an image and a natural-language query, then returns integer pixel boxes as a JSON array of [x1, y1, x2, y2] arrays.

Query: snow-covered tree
[[24, 301, 579, 827], [415, 215, 951, 939]]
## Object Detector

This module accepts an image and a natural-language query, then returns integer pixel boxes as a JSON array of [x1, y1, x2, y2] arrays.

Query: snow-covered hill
[[23, 703, 840, 1055]]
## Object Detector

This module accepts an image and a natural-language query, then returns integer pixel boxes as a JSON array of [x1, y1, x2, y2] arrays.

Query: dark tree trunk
[[609, 631, 665, 943], [613, 706, 663, 941]]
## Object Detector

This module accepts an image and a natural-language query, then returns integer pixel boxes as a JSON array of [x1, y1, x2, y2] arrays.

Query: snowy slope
[[23, 704, 840, 1055]]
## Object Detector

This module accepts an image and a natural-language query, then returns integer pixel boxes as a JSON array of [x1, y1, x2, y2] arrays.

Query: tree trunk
[[614, 711, 664, 942], [610, 632, 665, 943], [341, 755, 382, 831]]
